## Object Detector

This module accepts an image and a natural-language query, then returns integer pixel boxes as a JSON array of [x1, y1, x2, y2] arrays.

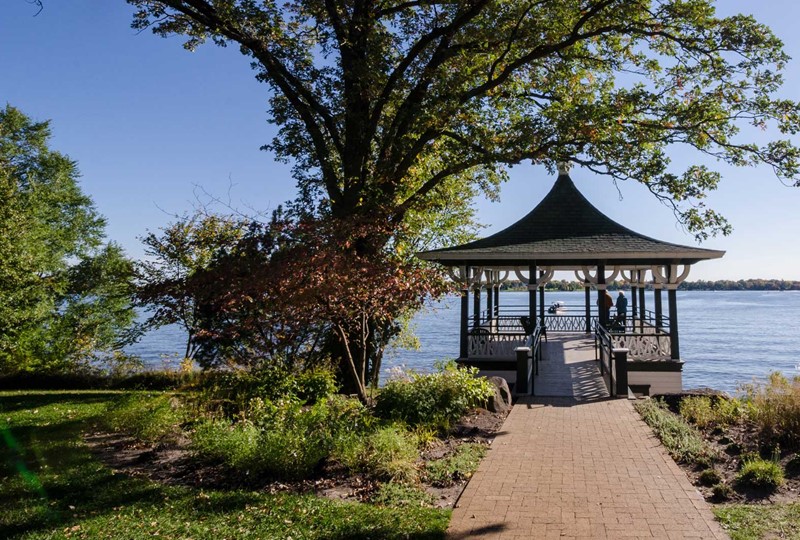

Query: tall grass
[[634, 399, 715, 465], [742, 372, 800, 450]]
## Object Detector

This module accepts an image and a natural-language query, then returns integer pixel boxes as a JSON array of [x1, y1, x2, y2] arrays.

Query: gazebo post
[[486, 271, 494, 325], [654, 278, 664, 331], [667, 267, 680, 360], [473, 278, 481, 329], [638, 270, 646, 331], [528, 262, 537, 333], [494, 282, 500, 318], [597, 263, 607, 328], [584, 282, 591, 333], [460, 266, 470, 359], [631, 275, 639, 324], [538, 270, 545, 327]]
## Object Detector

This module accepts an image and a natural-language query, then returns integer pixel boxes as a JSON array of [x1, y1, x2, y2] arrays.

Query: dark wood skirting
[[628, 360, 684, 372]]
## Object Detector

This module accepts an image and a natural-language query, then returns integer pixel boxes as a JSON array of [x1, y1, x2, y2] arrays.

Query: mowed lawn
[[0, 391, 448, 540]]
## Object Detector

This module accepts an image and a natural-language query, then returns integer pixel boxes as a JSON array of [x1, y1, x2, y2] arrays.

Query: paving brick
[[446, 335, 728, 539]]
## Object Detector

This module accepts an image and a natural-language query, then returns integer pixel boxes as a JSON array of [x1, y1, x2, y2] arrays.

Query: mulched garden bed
[[656, 389, 800, 504], [85, 407, 508, 509]]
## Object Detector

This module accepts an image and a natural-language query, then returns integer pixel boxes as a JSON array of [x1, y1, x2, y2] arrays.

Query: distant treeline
[[499, 279, 800, 292]]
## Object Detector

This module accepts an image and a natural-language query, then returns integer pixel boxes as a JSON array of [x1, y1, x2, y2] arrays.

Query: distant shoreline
[[499, 279, 800, 292]]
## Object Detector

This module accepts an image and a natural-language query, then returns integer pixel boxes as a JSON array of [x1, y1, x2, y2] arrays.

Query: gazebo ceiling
[[417, 171, 725, 268]]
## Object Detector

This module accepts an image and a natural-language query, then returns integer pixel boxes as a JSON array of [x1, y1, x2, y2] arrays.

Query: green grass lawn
[[0, 391, 448, 539], [715, 503, 800, 540]]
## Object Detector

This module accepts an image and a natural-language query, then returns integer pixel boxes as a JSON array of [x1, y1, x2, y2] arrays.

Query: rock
[[486, 376, 512, 413]]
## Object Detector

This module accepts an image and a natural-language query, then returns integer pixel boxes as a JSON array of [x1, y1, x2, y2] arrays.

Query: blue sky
[[2, 1, 799, 281]]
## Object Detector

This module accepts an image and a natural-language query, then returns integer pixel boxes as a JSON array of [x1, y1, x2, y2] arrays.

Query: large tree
[[127, 0, 800, 388], [129, 0, 800, 238], [0, 105, 135, 373]]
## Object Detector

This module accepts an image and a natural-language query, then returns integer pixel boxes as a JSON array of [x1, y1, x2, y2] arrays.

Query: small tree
[[136, 213, 250, 361], [0, 105, 135, 373]]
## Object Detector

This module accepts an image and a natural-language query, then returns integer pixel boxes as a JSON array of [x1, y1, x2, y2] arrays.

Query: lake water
[[128, 291, 800, 393]]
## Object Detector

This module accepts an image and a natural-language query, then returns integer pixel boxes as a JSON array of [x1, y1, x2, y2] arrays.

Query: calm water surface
[[129, 291, 800, 393]]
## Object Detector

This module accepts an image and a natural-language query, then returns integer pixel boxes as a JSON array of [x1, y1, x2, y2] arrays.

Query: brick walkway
[[448, 336, 728, 539]]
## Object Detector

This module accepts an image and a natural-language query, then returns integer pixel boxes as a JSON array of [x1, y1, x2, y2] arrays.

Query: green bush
[[736, 456, 784, 490], [698, 468, 722, 487], [742, 372, 800, 450], [104, 392, 186, 443], [375, 361, 493, 429], [680, 396, 715, 428], [334, 424, 420, 483], [192, 395, 346, 479], [714, 397, 744, 426], [634, 399, 715, 465], [711, 482, 733, 501], [424, 443, 487, 487], [196, 366, 338, 417]]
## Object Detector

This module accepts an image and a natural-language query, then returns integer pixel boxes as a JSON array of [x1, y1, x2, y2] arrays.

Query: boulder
[[486, 376, 512, 413]]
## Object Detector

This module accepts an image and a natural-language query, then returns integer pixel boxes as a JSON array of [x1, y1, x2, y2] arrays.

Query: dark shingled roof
[[417, 173, 724, 267]]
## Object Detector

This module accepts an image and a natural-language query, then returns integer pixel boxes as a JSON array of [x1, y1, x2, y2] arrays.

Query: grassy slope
[[0, 391, 448, 540]]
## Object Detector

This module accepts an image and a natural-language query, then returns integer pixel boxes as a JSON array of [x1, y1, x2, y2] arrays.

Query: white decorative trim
[[514, 267, 529, 284], [447, 266, 484, 288], [651, 264, 691, 290]]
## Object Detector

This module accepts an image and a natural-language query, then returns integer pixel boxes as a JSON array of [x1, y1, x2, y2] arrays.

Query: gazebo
[[417, 164, 724, 396]]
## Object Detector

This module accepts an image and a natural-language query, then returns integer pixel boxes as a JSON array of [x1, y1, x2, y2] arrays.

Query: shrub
[[192, 419, 261, 470], [424, 443, 487, 487], [742, 372, 800, 450], [334, 424, 420, 483], [375, 361, 493, 429], [786, 454, 800, 476], [680, 396, 715, 428], [362, 426, 420, 483], [711, 482, 733, 501], [714, 397, 744, 426], [195, 365, 339, 417], [634, 399, 715, 465], [736, 457, 784, 490], [104, 392, 186, 443], [698, 468, 722, 487], [192, 395, 350, 479]]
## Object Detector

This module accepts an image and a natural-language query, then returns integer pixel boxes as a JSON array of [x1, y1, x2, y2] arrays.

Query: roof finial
[[557, 161, 572, 176]]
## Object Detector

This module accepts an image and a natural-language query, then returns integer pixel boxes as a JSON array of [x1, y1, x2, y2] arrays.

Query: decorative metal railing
[[596, 324, 615, 393], [611, 332, 671, 359], [468, 331, 528, 358]]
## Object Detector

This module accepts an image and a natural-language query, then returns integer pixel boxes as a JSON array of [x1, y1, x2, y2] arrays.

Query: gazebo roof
[[417, 171, 725, 267]]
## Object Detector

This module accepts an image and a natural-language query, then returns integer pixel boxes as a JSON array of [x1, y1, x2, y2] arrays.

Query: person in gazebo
[[597, 290, 614, 322], [615, 291, 628, 325]]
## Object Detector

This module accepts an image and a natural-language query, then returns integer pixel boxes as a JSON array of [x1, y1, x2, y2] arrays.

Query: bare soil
[[84, 407, 508, 508], [658, 390, 800, 505]]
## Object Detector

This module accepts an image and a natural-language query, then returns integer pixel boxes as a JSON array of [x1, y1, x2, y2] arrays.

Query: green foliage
[[0, 391, 449, 539], [711, 482, 733, 501], [698, 468, 722, 487], [0, 105, 135, 374], [359, 426, 420, 483], [736, 456, 785, 490], [371, 482, 435, 509], [103, 392, 186, 443], [715, 503, 800, 540], [680, 396, 743, 429], [192, 394, 367, 480], [375, 362, 493, 430], [742, 372, 800, 450], [197, 365, 338, 416], [423, 443, 487, 488], [634, 399, 715, 465], [680, 396, 715, 428]]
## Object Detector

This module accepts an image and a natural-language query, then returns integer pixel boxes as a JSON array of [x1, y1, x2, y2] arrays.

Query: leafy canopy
[[0, 105, 135, 373], [129, 0, 800, 240]]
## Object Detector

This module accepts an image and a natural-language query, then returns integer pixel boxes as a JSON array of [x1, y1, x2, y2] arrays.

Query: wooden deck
[[534, 334, 609, 400]]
